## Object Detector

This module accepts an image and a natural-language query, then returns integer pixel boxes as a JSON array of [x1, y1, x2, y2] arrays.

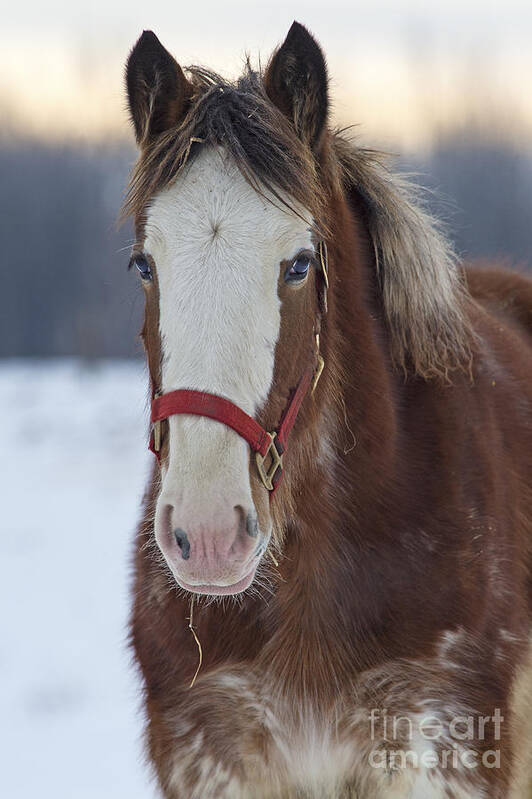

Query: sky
[[2, 0, 532, 149]]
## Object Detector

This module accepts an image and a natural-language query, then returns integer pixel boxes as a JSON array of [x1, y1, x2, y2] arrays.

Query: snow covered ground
[[0, 359, 160, 798]]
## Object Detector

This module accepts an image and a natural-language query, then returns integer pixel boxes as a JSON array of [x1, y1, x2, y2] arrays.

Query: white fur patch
[[144, 147, 313, 513]]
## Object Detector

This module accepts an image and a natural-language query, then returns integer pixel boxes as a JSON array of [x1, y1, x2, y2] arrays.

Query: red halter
[[148, 242, 329, 495]]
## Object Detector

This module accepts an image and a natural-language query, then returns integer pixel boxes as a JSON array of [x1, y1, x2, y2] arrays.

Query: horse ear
[[265, 21, 329, 150], [126, 30, 192, 145]]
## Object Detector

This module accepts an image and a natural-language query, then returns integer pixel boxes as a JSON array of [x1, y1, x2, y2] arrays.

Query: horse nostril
[[246, 512, 258, 538], [174, 528, 190, 560], [234, 505, 258, 539]]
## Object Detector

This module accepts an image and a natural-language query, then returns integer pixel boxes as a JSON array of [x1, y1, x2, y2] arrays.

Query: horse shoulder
[[465, 263, 532, 342]]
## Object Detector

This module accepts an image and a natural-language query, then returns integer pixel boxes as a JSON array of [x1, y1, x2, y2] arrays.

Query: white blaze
[[144, 147, 313, 511]]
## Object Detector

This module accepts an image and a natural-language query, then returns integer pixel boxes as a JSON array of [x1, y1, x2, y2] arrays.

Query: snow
[[0, 359, 160, 798]]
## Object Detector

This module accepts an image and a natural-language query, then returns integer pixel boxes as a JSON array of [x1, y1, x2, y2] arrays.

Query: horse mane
[[122, 65, 323, 227], [123, 63, 474, 381], [332, 135, 474, 379]]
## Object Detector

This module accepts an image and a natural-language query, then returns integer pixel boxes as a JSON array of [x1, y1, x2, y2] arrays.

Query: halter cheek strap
[[148, 241, 329, 496]]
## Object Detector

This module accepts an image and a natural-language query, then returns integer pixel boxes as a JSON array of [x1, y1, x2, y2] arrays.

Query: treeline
[[415, 132, 532, 268], [1, 141, 140, 358], [2, 134, 531, 358]]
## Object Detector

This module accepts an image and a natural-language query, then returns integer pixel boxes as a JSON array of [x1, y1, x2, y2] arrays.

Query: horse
[[123, 22, 532, 799]]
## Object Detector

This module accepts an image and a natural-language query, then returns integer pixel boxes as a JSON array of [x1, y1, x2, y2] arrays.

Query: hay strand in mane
[[187, 596, 203, 689]]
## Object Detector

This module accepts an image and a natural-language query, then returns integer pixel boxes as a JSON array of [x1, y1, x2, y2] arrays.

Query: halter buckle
[[255, 432, 284, 491], [152, 419, 162, 453], [151, 391, 162, 453]]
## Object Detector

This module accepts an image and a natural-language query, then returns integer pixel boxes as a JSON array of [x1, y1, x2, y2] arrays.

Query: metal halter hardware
[[255, 432, 284, 492], [149, 242, 329, 495], [152, 392, 162, 452]]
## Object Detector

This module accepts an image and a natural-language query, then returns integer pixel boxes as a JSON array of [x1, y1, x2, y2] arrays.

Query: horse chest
[[162, 667, 492, 799], [166, 674, 358, 797]]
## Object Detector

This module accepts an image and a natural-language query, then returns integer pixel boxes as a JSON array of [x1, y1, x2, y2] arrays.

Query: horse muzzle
[[154, 501, 268, 595]]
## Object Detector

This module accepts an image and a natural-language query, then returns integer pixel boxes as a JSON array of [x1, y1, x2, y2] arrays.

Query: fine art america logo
[[368, 709, 503, 770]]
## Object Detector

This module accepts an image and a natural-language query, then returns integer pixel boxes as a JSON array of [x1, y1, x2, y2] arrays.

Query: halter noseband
[[148, 242, 329, 496]]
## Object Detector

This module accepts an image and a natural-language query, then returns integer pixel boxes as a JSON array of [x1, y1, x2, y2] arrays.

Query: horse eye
[[129, 254, 152, 281], [286, 254, 312, 283]]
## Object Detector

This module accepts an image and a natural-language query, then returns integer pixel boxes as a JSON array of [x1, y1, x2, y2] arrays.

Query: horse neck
[[269, 189, 402, 663]]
